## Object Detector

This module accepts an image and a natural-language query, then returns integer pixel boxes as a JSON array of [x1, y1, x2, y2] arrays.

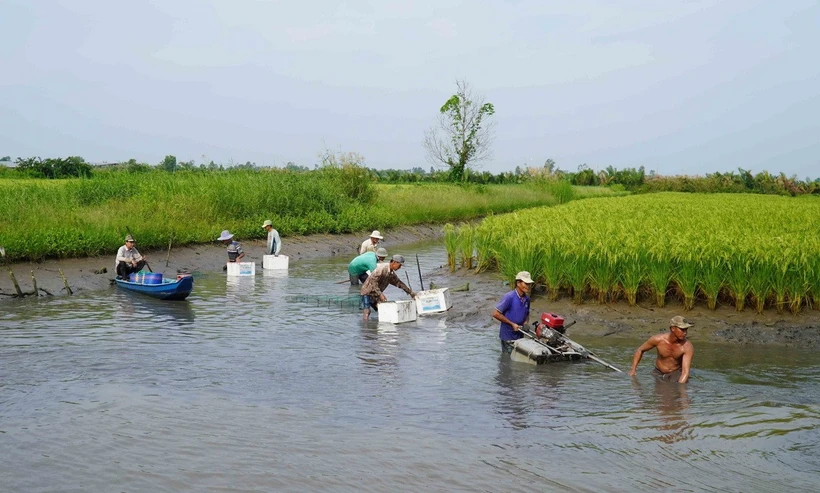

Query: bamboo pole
[[165, 232, 174, 268], [0, 246, 24, 297], [30, 270, 39, 297], [58, 269, 73, 295]]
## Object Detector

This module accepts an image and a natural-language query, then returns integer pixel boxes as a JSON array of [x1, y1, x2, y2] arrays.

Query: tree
[[160, 155, 177, 173], [423, 80, 496, 182]]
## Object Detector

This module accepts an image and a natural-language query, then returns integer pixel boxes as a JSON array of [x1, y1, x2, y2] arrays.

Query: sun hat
[[670, 316, 693, 329], [370, 230, 383, 239], [515, 271, 534, 284], [125, 234, 136, 243], [391, 254, 405, 265], [262, 219, 273, 228], [217, 230, 234, 241], [376, 248, 388, 258]]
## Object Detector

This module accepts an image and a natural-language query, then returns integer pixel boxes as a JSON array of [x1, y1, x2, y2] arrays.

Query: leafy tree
[[423, 80, 496, 182], [160, 155, 177, 173], [0, 156, 10, 162]]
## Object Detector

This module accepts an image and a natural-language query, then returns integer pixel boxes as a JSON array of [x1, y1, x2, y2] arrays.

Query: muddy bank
[[3, 224, 820, 346], [423, 267, 820, 348], [0, 225, 444, 299]]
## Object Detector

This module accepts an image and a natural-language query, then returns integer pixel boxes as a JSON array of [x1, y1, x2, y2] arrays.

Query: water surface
[[1, 243, 818, 492]]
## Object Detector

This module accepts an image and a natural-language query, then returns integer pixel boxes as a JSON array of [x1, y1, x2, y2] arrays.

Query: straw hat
[[217, 230, 234, 241], [370, 230, 383, 239]]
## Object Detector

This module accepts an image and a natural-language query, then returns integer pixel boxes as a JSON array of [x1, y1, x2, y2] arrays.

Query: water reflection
[[493, 356, 564, 430], [631, 377, 693, 444], [114, 292, 197, 328]]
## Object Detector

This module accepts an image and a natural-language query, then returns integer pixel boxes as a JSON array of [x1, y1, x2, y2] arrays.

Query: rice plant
[[443, 223, 457, 272]]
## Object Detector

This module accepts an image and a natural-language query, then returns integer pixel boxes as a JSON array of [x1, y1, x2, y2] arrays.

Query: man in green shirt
[[348, 247, 387, 285]]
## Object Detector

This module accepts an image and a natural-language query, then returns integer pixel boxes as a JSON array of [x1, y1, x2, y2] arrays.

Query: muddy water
[[1, 242, 818, 492]]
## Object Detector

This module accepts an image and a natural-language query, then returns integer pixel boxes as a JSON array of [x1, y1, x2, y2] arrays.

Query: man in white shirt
[[359, 230, 383, 254], [115, 234, 146, 279]]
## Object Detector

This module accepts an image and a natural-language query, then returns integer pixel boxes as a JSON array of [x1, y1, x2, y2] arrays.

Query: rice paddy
[[445, 193, 820, 313]]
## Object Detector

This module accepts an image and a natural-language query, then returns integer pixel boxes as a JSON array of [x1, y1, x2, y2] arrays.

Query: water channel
[[1, 242, 818, 492]]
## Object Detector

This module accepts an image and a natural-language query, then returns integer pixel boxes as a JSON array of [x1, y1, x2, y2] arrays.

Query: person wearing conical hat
[[115, 233, 146, 280], [359, 230, 383, 255], [218, 230, 245, 263], [628, 316, 695, 383], [261, 219, 281, 256]]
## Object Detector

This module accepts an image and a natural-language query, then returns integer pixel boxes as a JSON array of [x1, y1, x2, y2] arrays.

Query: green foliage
[[424, 80, 496, 182], [14, 156, 92, 179], [160, 155, 177, 173]]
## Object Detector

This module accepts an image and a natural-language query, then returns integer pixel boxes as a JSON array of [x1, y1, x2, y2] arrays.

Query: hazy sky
[[2, 0, 819, 178]]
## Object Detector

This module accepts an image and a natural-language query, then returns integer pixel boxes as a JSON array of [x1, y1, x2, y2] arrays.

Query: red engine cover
[[540, 312, 564, 328]]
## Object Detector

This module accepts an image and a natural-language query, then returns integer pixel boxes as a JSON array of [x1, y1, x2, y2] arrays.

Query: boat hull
[[115, 275, 193, 301]]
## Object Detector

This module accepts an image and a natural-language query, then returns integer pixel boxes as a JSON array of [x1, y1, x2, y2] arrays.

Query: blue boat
[[115, 275, 194, 301]]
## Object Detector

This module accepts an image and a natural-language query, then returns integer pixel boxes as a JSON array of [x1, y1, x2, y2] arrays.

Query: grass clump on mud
[[0, 168, 617, 262], [445, 193, 820, 314]]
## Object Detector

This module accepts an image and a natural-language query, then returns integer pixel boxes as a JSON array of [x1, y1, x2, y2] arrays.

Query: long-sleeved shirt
[[266, 229, 281, 255], [359, 238, 380, 255], [360, 263, 412, 299], [115, 244, 143, 268]]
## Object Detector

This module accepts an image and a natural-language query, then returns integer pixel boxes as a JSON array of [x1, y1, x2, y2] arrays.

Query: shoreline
[[3, 224, 820, 346]]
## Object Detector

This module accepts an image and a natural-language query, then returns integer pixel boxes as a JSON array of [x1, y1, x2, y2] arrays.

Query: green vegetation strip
[[448, 192, 820, 314], [0, 168, 618, 262]]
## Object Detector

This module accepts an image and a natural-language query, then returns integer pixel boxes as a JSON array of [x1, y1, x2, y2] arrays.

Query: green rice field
[[447, 193, 820, 313]]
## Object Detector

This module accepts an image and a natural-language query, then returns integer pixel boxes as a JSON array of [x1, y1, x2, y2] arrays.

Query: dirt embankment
[[3, 224, 819, 346]]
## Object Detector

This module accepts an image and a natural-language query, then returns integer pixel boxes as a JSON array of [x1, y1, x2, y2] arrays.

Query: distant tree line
[[2, 153, 818, 196]]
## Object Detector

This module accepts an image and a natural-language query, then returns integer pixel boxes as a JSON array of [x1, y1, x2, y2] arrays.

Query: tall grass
[[454, 193, 820, 314], [0, 170, 614, 262]]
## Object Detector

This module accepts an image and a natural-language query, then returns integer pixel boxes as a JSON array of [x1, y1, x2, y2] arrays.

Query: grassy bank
[[446, 193, 820, 314], [0, 169, 618, 262]]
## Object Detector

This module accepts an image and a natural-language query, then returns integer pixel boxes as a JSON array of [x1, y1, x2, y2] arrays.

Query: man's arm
[[492, 308, 521, 332], [390, 275, 415, 298], [628, 336, 660, 376], [273, 230, 281, 256], [678, 343, 694, 383]]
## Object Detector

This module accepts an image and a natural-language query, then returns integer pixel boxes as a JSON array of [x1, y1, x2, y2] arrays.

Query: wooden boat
[[115, 274, 194, 301]]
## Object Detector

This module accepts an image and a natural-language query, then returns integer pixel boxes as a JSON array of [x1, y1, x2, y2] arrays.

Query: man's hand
[[627, 369, 637, 377], [410, 291, 417, 298], [512, 323, 520, 331], [379, 294, 386, 302]]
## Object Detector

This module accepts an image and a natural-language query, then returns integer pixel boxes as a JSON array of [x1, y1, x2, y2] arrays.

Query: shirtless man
[[628, 316, 694, 383]]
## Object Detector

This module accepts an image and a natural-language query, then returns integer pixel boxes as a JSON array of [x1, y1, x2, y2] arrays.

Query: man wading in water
[[628, 316, 695, 383]]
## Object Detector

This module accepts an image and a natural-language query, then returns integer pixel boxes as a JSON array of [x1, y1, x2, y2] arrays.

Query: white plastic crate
[[415, 288, 452, 315], [378, 300, 417, 324], [262, 255, 289, 270], [226, 262, 256, 276]]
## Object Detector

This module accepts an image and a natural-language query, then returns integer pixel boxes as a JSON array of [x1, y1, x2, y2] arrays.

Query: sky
[[2, 0, 819, 178]]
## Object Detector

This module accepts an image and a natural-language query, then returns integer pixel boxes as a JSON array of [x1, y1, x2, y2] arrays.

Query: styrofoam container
[[510, 339, 547, 365], [226, 262, 256, 276], [378, 300, 417, 324], [415, 288, 452, 315], [262, 255, 289, 270]]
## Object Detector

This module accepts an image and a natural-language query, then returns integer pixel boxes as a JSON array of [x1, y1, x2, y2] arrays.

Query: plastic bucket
[[130, 272, 163, 284]]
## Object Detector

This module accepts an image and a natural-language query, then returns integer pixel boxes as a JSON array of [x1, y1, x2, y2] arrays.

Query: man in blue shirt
[[492, 271, 534, 353]]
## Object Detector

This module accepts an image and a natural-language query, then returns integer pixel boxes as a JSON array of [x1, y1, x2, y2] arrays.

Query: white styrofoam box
[[263, 255, 289, 270], [226, 262, 256, 276], [415, 288, 452, 315], [378, 300, 417, 324]]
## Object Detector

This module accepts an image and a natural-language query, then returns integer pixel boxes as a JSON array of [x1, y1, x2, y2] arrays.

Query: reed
[[1, 171, 611, 262]]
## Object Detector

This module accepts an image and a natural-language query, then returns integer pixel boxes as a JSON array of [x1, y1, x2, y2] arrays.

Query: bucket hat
[[670, 316, 693, 329], [391, 254, 405, 265], [217, 230, 234, 241], [376, 248, 388, 258], [370, 230, 383, 239], [515, 271, 534, 284]]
